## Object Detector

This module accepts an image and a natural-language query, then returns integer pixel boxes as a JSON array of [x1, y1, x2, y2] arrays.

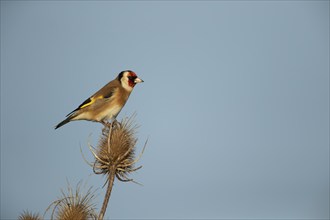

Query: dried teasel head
[[88, 116, 146, 183], [18, 211, 43, 220], [46, 182, 97, 220]]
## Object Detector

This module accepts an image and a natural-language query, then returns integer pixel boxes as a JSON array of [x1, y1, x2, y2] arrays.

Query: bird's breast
[[98, 104, 123, 121]]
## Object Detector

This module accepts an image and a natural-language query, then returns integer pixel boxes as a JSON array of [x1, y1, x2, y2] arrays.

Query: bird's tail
[[55, 116, 72, 129]]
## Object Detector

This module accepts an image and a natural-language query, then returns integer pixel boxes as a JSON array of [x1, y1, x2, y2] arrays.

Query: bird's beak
[[134, 77, 144, 83]]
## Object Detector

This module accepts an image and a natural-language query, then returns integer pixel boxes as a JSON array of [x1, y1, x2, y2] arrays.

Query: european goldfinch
[[55, 70, 143, 129]]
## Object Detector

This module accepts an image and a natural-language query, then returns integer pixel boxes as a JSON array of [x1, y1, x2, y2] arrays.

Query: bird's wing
[[66, 86, 116, 117]]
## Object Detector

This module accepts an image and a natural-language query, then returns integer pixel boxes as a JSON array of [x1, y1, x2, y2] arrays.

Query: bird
[[55, 70, 143, 129]]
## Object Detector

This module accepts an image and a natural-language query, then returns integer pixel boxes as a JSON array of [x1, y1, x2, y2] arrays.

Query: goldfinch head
[[118, 70, 144, 91]]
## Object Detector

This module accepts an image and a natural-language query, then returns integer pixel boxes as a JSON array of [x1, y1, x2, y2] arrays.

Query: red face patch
[[128, 80, 135, 87], [128, 71, 137, 77], [127, 71, 137, 87]]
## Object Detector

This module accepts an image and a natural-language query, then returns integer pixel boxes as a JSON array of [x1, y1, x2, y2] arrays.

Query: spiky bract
[[92, 117, 143, 182], [49, 183, 97, 220], [18, 211, 43, 220]]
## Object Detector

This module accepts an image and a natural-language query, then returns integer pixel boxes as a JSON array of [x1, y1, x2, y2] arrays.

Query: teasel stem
[[98, 166, 116, 220]]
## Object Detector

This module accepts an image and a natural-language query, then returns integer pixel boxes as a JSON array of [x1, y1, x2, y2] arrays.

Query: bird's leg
[[101, 120, 111, 127], [102, 126, 107, 135], [101, 120, 112, 135]]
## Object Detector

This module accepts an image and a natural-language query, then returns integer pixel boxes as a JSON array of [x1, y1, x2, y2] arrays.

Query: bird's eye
[[128, 76, 135, 81]]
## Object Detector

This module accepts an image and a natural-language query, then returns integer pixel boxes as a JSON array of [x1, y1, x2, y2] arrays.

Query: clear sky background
[[1, 1, 329, 219]]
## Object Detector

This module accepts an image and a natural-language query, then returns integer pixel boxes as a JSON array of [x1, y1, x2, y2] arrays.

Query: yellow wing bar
[[80, 95, 104, 109]]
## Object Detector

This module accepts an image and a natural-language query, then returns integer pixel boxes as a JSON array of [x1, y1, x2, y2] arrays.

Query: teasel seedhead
[[18, 211, 43, 220], [87, 116, 146, 183], [46, 182, 97, 220]]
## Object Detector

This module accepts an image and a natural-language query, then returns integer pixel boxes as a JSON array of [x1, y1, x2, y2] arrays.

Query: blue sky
[[1, 1, 329, 219]]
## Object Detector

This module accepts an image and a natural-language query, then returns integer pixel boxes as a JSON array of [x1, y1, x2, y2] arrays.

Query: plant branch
[[98, 166, 116, 220]]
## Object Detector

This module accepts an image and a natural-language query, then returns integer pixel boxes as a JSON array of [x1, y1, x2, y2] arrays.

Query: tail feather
[[55, 117, 72, 129]]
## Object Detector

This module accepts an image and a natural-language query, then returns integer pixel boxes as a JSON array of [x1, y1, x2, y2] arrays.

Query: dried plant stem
[[93, 117, 145, 220], [98, 166, 116, 220]]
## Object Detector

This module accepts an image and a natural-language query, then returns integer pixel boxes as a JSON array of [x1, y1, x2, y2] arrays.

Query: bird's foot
[[111, 119, 118, 129], [100, 120, 111, 135], [101, 120, 119, 135]]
